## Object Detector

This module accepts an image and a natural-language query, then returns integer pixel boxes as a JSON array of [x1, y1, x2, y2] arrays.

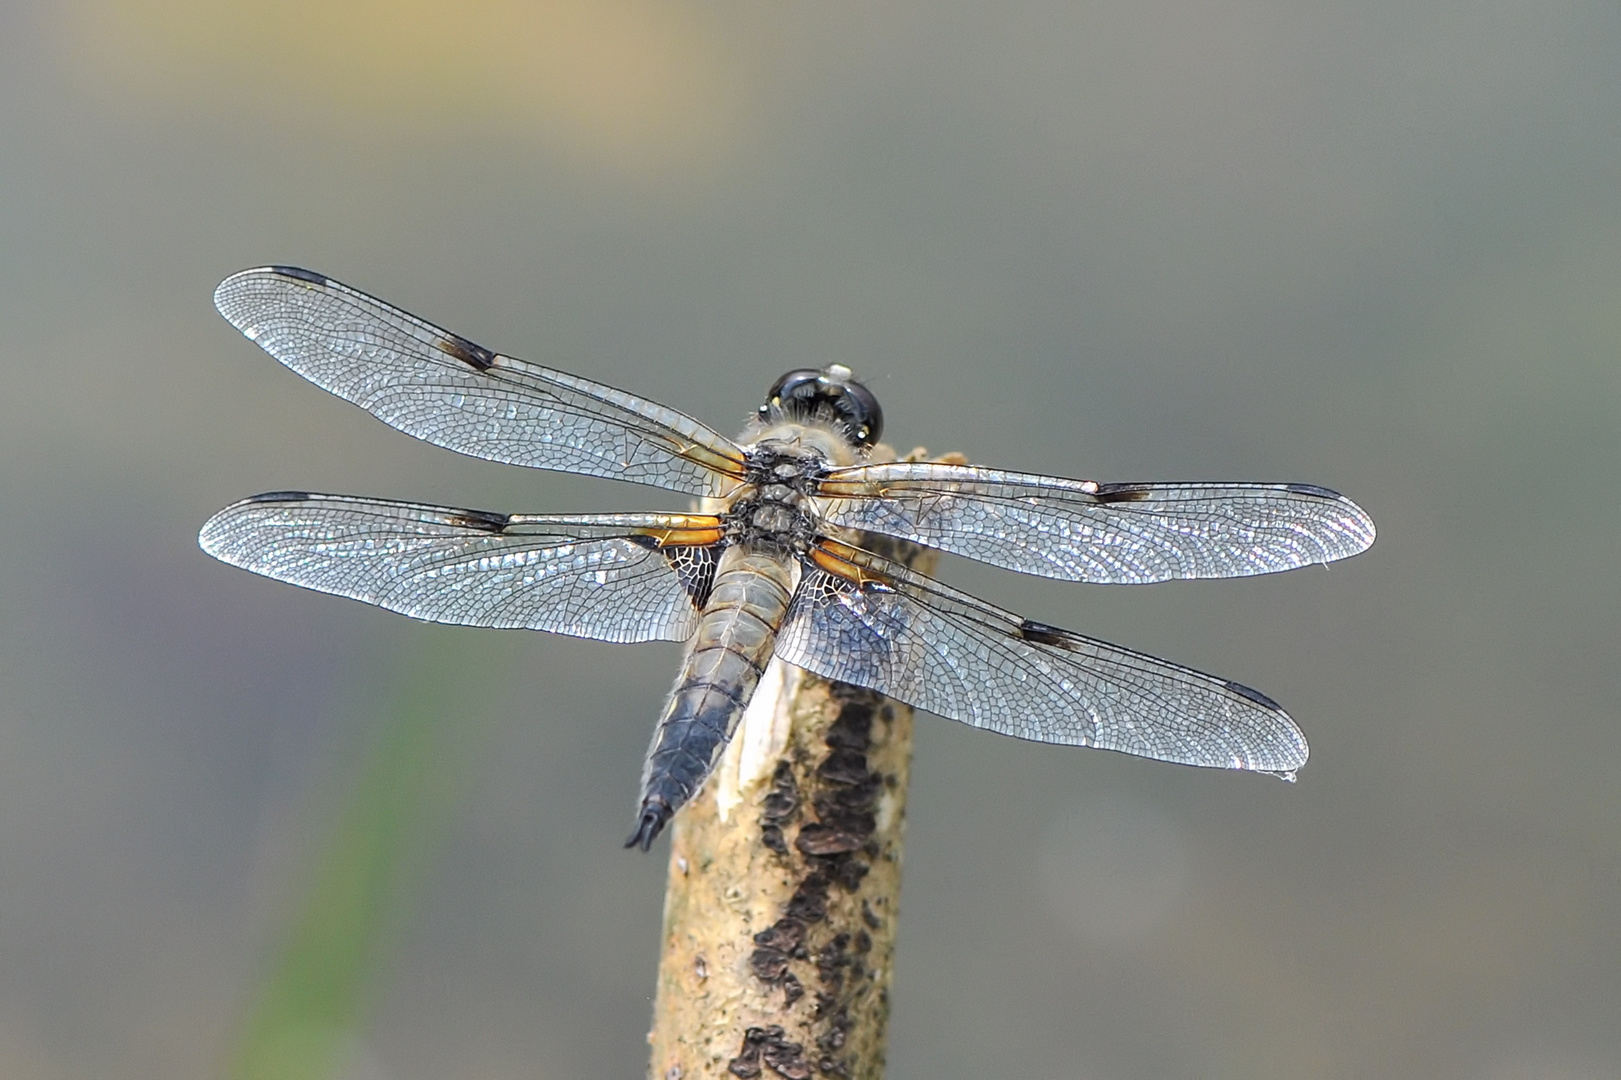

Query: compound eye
[[839, 379, 884, 447], [761, 367, 884, 448], [765, 369, 827, 410]]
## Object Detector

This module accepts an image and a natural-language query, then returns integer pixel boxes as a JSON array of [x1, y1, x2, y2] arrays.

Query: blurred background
[[1, 2, 1617, 1077]]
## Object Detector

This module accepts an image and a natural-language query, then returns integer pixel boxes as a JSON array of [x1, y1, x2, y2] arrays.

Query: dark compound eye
[[764, 368, 826, 412], [837, 375, 884, 447], [759, 365, 884, 447]]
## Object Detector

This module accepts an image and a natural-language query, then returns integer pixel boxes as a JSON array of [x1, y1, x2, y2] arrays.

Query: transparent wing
[[817, 462, 1375, 583], [775, 540, 1307, 773], [214, 267, 748, 497], [199, 492, 724, 643]]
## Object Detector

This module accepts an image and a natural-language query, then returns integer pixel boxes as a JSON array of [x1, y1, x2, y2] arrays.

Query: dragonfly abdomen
[[626, 548, 800, 851]]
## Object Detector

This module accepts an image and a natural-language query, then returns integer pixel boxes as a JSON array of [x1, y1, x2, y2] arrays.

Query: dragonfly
[[199, 267, 1376, 851]]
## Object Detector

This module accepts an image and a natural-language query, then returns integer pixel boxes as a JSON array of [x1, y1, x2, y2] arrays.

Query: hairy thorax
[[720, 421, 866, 556]]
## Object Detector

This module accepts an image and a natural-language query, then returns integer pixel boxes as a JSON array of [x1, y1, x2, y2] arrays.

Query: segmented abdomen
[[625, 547, 799, 850]]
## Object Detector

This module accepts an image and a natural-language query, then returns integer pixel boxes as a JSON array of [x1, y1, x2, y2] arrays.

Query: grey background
[[1, 2, 1617, 1078]]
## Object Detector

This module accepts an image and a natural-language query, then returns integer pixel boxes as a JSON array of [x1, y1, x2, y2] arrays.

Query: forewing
[[214, 267, 747, 497], [775, 540, 1307, 773], [199, 493, 723, 643], [817, 462, 1375, 583]]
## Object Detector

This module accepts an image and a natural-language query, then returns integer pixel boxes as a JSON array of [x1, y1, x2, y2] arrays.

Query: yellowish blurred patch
[[58, 0, 746, 178]]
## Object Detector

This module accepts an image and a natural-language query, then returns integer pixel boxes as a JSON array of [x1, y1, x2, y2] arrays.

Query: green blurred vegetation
[[229, 629, 521, 1080]]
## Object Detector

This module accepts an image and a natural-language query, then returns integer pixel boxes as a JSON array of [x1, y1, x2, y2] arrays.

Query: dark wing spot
[[1224, 680, 1282, 711], [1016, 619, 1072, 648], [246, 490, 313, 503], [268, 266, 329, 285], [1284, 482, 1341, 499], [448, 509, 510, 533], [436, 333, 497, 372], [1092, 484, 1152, 503], [660, 543, 722, 608]]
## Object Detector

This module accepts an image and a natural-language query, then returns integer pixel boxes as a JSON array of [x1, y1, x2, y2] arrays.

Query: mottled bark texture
[[647, 454, 956, 1080]]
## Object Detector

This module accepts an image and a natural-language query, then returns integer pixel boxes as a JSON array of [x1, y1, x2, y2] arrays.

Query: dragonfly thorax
[[722, 444, 830, 552]]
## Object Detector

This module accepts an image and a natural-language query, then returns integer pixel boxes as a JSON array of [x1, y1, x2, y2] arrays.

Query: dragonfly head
[[758, 364, 884, 449]]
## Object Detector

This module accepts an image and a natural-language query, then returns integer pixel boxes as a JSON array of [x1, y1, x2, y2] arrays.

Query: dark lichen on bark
[[648, 623, 922, 1079]]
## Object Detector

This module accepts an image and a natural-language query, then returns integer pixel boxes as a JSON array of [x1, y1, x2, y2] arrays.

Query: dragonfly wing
[[214, 267, 748, 497], [199, 493, 724, 643], [775, 539, 1307, 774], [818, 462, 1374, 583]]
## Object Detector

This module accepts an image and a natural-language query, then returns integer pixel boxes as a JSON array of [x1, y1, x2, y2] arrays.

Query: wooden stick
[[646, 452, 956, 1080]]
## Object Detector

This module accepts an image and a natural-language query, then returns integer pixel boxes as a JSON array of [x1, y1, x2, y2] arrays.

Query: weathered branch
[[646, 452, 956, 1080]]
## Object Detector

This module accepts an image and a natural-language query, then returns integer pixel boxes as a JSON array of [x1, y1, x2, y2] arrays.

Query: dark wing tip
[[244, 490, 314, 504], [1224, 678, 1284, 712], [198, 492, 314, 558], [214, 266, 334, 328], [1279, 483, 1377, 544], [624, 799, 672, 852], [215, 265, 330, 297], [265, 265, 330, 285], [1221, 680, 1311, 774]]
